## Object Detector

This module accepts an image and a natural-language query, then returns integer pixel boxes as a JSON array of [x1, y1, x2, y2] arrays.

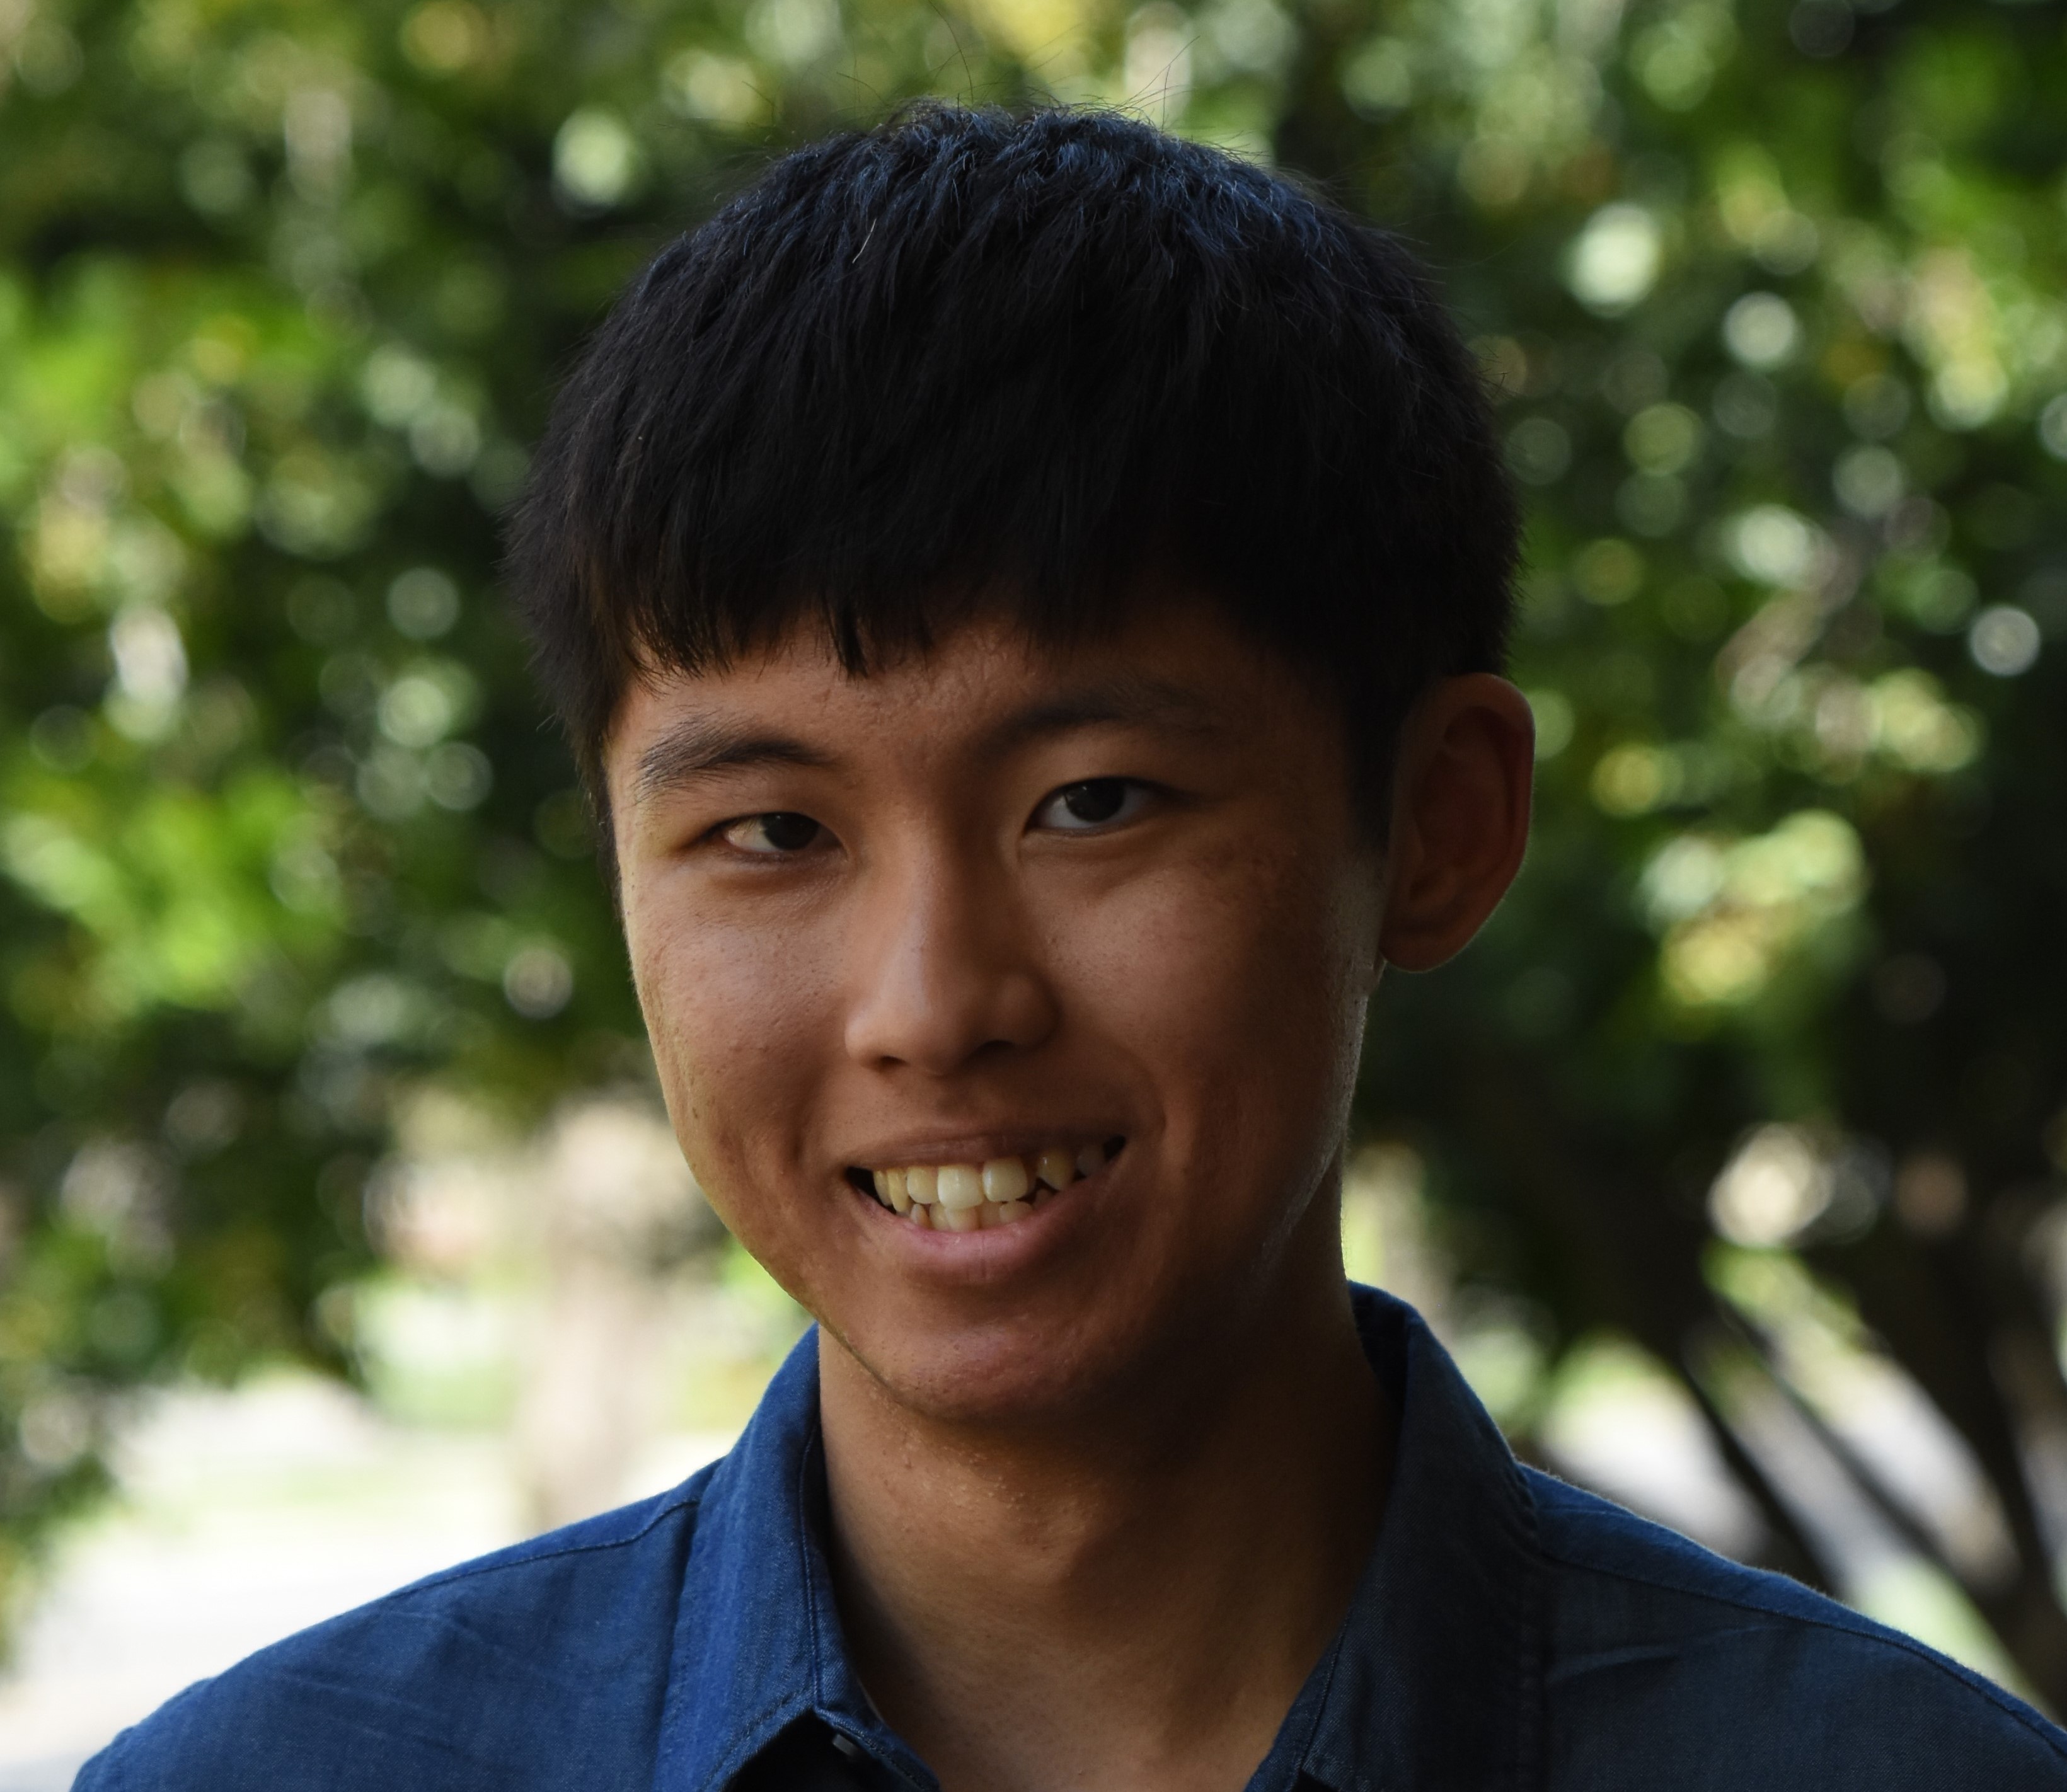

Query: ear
[[1378, 675, 1535, 973]]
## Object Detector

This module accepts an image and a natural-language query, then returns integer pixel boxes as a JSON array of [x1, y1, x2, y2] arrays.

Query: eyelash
[[713, 812, 826, 856], [1031, 778, 1154, 832], [707, 778, 1158, 858]]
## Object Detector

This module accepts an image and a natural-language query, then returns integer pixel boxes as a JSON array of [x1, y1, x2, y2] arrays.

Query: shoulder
[[73, 1476, 711, 1792], [1526, 1468, 2067, 1790]]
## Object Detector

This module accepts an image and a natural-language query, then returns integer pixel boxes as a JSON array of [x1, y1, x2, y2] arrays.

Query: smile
[[848, 1139, 1124, 1232]]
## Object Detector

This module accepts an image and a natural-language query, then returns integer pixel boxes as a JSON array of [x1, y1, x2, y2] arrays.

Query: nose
[[843, 847, 1059, 1076]]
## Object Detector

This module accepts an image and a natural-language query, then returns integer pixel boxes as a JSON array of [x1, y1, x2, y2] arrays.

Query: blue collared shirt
[[77, 1288, 2067, 1789]]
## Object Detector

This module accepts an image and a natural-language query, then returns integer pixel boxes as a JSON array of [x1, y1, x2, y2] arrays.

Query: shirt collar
[[657, 1336, 933, 1792], [1288, 1286, 1546, 1792], [655, 1286, 1544, 1792]]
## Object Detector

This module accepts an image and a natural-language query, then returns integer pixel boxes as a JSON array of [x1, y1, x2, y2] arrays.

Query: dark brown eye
[[1061, 781, 1126, 823], [722, 812, 822, 854], [1036, 779, 1148, 831]]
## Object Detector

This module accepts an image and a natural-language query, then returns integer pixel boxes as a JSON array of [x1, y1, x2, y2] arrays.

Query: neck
[[817, 1205, 1390, 1792]]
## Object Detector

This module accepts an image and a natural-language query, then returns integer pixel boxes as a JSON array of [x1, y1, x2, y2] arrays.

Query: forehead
[[604, 602, 1335, 802]]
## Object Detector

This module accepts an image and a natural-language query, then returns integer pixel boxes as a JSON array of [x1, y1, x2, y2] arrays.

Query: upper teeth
[[869, 1142, 1110, 1231]]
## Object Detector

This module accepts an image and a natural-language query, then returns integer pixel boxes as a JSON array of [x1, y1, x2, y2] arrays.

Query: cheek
[[1057, 842, 1369, 1133], [625, 888, 834, 1205]]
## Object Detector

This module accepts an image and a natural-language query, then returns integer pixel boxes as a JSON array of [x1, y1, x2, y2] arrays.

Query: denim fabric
[[75, 1287, 2067, 1790]]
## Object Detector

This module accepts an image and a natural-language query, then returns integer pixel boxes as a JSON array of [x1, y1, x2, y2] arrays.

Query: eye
[[1033, 778, 1152, 832], [718, 812, 825, 855]]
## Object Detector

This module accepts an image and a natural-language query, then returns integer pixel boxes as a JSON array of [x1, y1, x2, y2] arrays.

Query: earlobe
[[1376, 675, 1534, 974]]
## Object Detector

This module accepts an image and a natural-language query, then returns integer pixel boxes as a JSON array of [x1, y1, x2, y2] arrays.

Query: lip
[[838, 1129, 1126, 1171]]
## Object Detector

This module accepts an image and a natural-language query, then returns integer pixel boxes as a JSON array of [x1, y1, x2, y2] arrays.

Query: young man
[[81, 106, 2065, 1791]]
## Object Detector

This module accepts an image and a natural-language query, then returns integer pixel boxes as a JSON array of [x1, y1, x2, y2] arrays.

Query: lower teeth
[[906, 1195, 1038, 1231]]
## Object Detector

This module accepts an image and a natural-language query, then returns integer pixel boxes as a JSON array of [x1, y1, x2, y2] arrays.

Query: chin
[[827, 1298, 1142, 1428]]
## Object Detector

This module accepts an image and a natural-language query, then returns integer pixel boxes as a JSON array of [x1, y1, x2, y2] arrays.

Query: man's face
[[606, 602, 1386, 1425]]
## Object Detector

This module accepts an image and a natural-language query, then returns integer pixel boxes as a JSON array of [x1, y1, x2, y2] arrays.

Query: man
[[80, 106, 2066, 1790]]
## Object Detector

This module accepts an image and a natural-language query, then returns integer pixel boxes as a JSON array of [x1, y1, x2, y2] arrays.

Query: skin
[[605, 599, 1534, 1791]]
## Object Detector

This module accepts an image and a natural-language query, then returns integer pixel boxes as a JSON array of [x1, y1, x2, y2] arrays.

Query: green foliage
[[1, 0, 2064, 1693]]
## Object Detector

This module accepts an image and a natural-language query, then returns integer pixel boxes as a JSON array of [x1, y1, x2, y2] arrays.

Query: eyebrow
[[630, 674, 1228, 807], [632, 722, 832, 806], [969, 675, 1229, 758]]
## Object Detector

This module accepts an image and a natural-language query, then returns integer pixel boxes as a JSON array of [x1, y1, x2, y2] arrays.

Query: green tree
[[2, 0, 2064, 1702]]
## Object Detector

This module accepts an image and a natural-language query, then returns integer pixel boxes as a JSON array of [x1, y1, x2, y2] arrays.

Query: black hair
[[507, 104, 1517, 844]]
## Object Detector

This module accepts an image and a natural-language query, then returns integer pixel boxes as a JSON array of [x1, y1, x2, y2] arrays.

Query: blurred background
[[1, 0, 2064, 1778]]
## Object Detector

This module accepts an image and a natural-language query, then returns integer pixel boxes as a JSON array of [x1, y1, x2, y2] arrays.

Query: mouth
[[845, 1138, 1126, 1233]]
